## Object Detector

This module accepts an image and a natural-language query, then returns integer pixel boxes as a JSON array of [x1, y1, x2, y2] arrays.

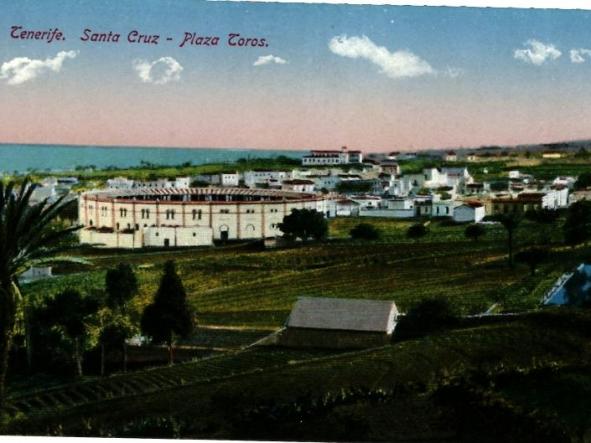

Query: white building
[[193, 172, 240, 187], [282, 179, 315, 193], [380, 160, 401, 176], [30, 183, 58, 204], [443, 151, 457, 162], [432, 200, 459, 218], [78, 187, 330, 248], [107, 177, 135, 190], [335, 199, 360, 216], [552, 176, 577, 190], [244, 170, 291, 188], [301, 146, 363, 166], [453, 202, 486, 223]]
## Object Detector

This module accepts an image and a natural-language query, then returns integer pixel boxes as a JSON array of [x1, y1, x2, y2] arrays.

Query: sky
[[1, 0, 591, 152]]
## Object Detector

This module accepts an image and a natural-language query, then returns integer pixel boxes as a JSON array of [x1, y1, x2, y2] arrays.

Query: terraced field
[[4, 347, 335, 422], [5, 311, 590, 436], [22, 215, 571, 330]]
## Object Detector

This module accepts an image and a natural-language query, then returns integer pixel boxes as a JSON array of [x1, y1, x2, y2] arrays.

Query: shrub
[[349, 223, 380, 240]]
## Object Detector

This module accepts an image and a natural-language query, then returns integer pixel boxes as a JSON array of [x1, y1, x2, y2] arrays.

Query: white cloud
[[513, 40, 561, 65], [0, 50, 78, 85], [133, 57, 183, 85], [570, 48, 591, 63], [253, 55, 287, 66], [328, 34, 434, 79]]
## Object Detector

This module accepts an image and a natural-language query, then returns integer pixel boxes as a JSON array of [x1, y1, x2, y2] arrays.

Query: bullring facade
[[79, 187, 330, 248]]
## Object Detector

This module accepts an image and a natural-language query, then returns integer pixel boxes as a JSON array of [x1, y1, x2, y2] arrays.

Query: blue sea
[[0, 144, 305, 173]]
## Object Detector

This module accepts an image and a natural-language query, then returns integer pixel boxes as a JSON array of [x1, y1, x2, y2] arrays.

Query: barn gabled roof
[[287, 297, 398, 334]]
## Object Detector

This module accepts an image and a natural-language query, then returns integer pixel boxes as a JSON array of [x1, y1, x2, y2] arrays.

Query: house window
[[445, 207, 449, 214]]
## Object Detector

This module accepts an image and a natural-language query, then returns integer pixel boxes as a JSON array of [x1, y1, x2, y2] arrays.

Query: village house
[[432, 200, 460, 218], [30, 182, 58, 204], [552, 176, 577, 190], [335, 198, 360, 216], [350, 195, 382, 210], [107, 177, 135, 190], [193, 172, 240, 187], [385, 198, 417, 218], [453, 201, 486, 223], [281, 179, 315, 193], [243, 170, 292, 188], [301, 146, 363, 166], [443, 151, 457, 162], [491, 192, 555, 215], [379, 160, 401, 175], [279, 297, 399, 349], [465, 182, 489, 196]]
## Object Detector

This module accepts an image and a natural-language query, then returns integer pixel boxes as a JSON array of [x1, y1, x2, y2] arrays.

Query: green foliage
[[349, 223, 380, 241], [105, 263, 138, 312], [0, 178, 83, 407], [489, 181, 508, 191], [335, 181, 373, 194], [99, 316, 135, 349], [141, 261, 193, 346], [278, 208, 328, 242], [406, 223, 428, 240], [397, 298, 457, 338], [491, 213, 522, 266], [564, 201, 591, 247], [515, 247, 550, 276], [524, 208, 559, 225], [464, 224, 486, 242], [576, 172, 591, 190], [40, 289, 100, 376]]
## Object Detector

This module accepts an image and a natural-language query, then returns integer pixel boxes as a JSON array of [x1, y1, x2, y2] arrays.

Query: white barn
[[281, 297, 399, 349], [453, 202, 486, 223]]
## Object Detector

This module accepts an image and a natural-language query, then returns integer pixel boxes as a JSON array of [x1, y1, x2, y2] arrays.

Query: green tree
[[98, 316, 135, 375], [464, 224, 486, 242], [564, 201, 591, 247], [406, 223, 428, 241], [141, 261, 193, 365], [278, 208, 328, 242], [515, 247, 550, 276], [41, 289, 99, 377], [398, 298, 457, 338], [0, 179, 81, 410], [350, 223, 380, 240], [105, 263, 138, 312], [575, 147, 590, 160], [492, 214, 522, 267], [576, 172, 591, 190]]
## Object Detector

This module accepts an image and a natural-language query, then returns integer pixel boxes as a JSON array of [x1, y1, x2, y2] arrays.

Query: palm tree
[[0, 178, 82, 411], [495, 213, 522, 267]]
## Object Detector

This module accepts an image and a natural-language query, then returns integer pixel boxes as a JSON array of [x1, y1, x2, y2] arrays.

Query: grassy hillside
[[4, 309, 591, 440], [22, 216, 578, 332]]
